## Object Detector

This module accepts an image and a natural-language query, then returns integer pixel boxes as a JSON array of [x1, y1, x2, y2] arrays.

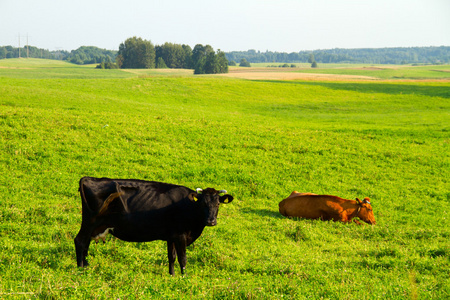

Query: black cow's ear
[[220, 195, 233, 204], [188, 193, 199, 202]]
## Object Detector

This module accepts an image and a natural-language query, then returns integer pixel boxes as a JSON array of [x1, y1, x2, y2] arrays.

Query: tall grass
[[0, 60, 449, 298]]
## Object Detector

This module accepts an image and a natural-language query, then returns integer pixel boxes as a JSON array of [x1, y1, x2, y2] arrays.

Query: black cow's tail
[[79, 177, 95, 215], [98, 192, 122, 216], [79, 177, 126, 217]]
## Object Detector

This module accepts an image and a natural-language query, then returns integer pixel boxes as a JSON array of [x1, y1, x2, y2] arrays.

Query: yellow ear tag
[[193, 196, 198, 202], [224, 198, 229, 203]]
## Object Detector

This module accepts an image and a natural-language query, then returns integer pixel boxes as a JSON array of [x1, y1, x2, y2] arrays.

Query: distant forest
[[1, 44, 449, 65], [0, 45, 112, 63], [226, 47, 450, 65], [0, 45, 62, 60]]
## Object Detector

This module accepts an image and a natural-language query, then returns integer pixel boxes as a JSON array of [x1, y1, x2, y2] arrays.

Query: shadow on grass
[[241, 208, 285, 219]]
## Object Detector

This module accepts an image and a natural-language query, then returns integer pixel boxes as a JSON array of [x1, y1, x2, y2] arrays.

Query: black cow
[[74, 176, 233, 275]]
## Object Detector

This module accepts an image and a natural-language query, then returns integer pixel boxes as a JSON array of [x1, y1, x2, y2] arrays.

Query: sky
[[1, 0, 449, 53]]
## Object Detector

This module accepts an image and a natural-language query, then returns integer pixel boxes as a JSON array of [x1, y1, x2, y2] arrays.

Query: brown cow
[[285, 191, 317, 199], [279, 193, 376, 225]]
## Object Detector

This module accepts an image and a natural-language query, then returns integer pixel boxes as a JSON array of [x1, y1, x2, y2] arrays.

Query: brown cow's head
[[356, 197, 376, 225], [189, 188, 234, 226]]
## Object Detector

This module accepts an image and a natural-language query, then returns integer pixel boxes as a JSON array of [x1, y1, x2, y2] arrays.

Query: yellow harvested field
[[220, 68, 376, 81]]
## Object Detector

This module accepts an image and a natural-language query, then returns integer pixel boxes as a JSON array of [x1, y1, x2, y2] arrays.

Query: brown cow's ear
[[356, 198, 361, 204], [188, 193, 199, 202], [220, 195, 234, 204]]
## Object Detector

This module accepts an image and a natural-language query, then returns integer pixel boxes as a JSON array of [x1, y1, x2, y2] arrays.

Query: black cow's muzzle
[[206, 220, 217, 226]]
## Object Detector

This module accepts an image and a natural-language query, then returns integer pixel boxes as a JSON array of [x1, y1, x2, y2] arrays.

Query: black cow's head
[[189, 188, 233, 226]]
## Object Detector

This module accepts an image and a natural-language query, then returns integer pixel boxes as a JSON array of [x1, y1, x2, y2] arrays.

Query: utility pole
[[18, 33, 31, 58], [55, 47, 63, 60]]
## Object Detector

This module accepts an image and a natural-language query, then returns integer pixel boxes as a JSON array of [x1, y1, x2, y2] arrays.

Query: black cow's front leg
[[167, 241, 177, 275], [174, 237, 187, 275]]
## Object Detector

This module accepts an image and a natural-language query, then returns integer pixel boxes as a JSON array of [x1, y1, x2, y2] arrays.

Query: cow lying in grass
[[279, 191, 376, 225]]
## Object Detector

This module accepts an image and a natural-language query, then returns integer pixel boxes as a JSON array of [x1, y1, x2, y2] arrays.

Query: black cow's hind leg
[[167, 241, 176, 275], [74, 229, 91, 267]]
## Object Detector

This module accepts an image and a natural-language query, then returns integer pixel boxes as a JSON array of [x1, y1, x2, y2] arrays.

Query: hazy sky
[[1, 0, 449, 52]]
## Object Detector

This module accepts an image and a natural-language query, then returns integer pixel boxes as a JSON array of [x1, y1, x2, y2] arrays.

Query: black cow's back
[[79, 177, 193, 213]]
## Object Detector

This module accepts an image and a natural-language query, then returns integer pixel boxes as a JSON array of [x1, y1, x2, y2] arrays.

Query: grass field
[[0, 59, 449, 299]]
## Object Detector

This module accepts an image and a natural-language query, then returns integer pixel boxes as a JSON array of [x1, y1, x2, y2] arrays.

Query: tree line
[[0, 45, 60, 60], [226, 47, 450, 65], [2, 43, 449, 67]]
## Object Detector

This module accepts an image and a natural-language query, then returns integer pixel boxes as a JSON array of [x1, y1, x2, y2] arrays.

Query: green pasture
[[0, 59, 449, 299], [296, 64, 450, 80], [0, 59, 194, 79]]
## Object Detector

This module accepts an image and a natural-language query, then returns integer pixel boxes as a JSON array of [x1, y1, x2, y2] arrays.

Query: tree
[[156, 57, 168, 69], [203, 52, 218, 74], [0, 47, 7, 59], [239, 58, 251, 67], [193, 45, 229, 74], [118, 37, 155, 69], [311, 61, 318, 68], [192, 44, 214, 67], [194, 57, 206, 74], [308, 53, 315, 64], [116, 54, 124, 68], [182, 44, 193, 69], [66, 46, 117, 65], [193, 44, 215, 74], [216, 50, 229, 73], [155, 42, 185, 68], [154, 43, 193, 69]]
